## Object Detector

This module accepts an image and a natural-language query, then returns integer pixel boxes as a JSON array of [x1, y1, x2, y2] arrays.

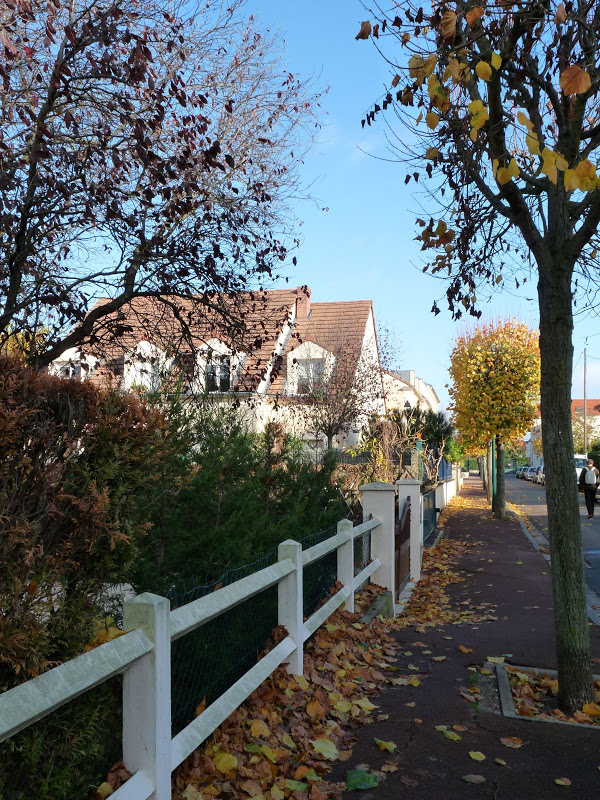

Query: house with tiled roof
[[383, 369, 440, 414], [50, 286, 386, 449]]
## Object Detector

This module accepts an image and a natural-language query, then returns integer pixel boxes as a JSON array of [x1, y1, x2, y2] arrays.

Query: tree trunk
[[481, 456, 487, 494], [326, 433, 334, 450], [495, 437, 505, 519], [538, 256, 593, 711], [486, 440, 493, 505]]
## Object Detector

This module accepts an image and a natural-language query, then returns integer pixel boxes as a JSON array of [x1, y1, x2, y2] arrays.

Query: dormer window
[[59, 362, 81, 380], [206, 354, 231, 392], [297, 358, 324, 394], [123, 342, 171, 392]]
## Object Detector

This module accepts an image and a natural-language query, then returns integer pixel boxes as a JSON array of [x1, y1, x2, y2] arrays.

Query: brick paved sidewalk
[[330, 477, 600, 799]]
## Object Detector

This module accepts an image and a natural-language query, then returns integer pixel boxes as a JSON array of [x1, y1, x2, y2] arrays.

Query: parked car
[[525, 466, 537, 480], [516, 466, 527, 479], [534, 466, 545, 485]]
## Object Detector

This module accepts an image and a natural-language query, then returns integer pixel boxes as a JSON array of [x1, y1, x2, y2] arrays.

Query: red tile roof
[[269, 300, 373, 394], [76, 290, 374, 396], [82, 290, 297, 392], [571, 399, 600, 415]]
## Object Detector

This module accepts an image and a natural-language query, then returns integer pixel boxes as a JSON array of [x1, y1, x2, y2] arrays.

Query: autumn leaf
[[311, 738, 339, 761], [443, 729, 461, 741], [213, 752, 237, 775], [495, 758, 507, 766], [345, 770, 379, 790], [306, 699, 326, 719], [475, 61, 492, 82], [355, 697, 378, 712], [374, 738, 397, 752], [182, 785, 203, 800], [459, 645, 473, 653], [293, 674, 309, 690], [469, 751, 486, 761], [260, 744, 277, 763], [497, 158, 520, 186], [285, 779, 308, 792], [381, 762, 399, 773], [582, 703, 600, 716], [555, 2, 567, 23], [500, 736, 523, 748], [440, 10, 457, 42], [251, 719, 270, 738], [463, 774, 486, 784], [239, 779, 265, 797], [491, 52, 502, 70], [96, 783, 114, 799], [554, 778, 572, 787], [282, 734, 297, 749], [355, 21, 372, 40], [560, 64, 591, 96], [465, 7, 485, 25], [426, 112, 440, 130]]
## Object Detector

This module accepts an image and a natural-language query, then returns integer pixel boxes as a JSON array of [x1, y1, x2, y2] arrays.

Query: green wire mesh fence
[[169, 523, 345, 735], [299, 525, 338, 619], [169, 550, 278, 735]]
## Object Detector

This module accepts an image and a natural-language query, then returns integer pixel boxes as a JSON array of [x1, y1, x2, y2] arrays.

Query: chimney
[[296, 285, 311, 320]]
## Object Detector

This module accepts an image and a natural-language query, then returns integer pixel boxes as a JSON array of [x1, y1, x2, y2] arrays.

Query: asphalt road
[[504, 473, 600, 595]]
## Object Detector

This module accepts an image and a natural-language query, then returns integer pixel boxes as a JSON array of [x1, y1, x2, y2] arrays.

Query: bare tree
[[289, 337, 385, 451], [0, 0, 321, 366]]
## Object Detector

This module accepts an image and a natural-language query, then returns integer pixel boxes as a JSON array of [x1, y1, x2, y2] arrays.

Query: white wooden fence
[[0, 480, 427, 800]]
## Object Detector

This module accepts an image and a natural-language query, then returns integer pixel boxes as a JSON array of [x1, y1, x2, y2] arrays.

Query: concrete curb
[[508, 506, 600, 629], [360, 589, 394, 623], [394, 580, 417, 617], [494, 662, 600, 730]]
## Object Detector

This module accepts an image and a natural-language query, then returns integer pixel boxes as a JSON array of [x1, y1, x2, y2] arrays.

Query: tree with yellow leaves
[[358, 0, 597, 711], [449, 320, 540, 517]]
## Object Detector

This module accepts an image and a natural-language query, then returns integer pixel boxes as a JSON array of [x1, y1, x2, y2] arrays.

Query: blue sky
[[245, 0, 600, 409]]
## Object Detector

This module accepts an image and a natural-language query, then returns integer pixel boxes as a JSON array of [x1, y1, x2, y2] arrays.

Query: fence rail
[[0, 513, 383, 800], [0, 474, 462, 800]]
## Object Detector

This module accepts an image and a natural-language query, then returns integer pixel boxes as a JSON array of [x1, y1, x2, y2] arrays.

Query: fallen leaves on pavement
[[392, 536, 498, 629], [169, 584, 409, 799], [508, 666, 600, 726]]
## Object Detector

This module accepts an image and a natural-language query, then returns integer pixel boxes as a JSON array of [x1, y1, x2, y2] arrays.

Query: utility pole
[[584, 343, 588, 456]]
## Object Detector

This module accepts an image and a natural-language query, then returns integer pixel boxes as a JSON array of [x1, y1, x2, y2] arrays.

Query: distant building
[[49, 286, 385, 450], [525, 398, 600, 465], [383, 369, 440, 414]]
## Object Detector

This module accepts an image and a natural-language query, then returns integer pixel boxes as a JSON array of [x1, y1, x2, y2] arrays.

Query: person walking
[[579, 458, 600, 518]]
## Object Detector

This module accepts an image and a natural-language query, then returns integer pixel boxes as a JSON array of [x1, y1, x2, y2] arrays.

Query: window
[[206, 355, 231, 392], [123, 343, 170, 392], [135, 358, 162, 392], [59, 362, 81, 380], [297, 358, 324, 394]]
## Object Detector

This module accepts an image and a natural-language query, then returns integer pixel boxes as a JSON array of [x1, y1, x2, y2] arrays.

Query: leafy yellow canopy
[[448, 320, 540, 446]]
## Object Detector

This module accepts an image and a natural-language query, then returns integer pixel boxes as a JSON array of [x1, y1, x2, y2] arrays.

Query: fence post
[[360, 482, 396, 592], [122, 592, 171, 800], [278, 540, 304, 675], [396, 478, 423, 583], [336, 519, 355, 613]]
